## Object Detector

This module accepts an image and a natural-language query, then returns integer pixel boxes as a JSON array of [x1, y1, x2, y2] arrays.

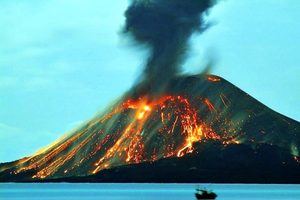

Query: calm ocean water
[[0, 183, 299, 200]]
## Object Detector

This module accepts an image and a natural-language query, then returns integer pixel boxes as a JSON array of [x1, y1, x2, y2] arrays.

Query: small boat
[[195, 188, 217, 200]]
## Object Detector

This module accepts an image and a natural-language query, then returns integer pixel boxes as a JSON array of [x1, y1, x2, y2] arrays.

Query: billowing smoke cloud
[[124, 0, 216, 94]]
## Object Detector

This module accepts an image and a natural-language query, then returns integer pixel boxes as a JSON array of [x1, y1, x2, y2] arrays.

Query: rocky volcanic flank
[[0, 74, 299, 183]]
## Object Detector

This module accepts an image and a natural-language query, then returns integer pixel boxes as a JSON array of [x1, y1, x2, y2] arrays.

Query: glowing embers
[[14, 130, 86, 175], [92, 95, 219, 174], [16, 94, 225, 179], [32, 131, 95, 179], [136, 105, 151, 120], [207, 75, 221, 82], [204, 98, 217, 112]]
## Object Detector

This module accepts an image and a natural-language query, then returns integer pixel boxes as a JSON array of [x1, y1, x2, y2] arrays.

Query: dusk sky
[[0, 0, 299, 162]]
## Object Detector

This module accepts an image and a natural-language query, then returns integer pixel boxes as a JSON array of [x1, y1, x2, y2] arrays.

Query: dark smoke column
[[124, 0, 216, 95]]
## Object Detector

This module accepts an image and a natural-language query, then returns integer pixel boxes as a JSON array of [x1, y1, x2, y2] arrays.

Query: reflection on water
[[0, 183, 300, 200]]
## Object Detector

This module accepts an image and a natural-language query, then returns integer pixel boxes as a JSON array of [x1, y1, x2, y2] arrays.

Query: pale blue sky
[[0, 0, 299, 162]]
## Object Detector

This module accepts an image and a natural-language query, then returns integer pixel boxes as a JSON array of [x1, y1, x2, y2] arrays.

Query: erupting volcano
[[1, 74, 299, 182], [0, 82, 240, 180], [1, 0, 300, 183]]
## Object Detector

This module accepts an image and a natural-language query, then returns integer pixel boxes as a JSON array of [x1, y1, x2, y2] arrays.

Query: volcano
[[1, 74, 300, 183], [1, 0, 300, 183]]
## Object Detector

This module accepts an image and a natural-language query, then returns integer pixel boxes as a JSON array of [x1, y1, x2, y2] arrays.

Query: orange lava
[[207, 76, 221, 82], [92, 95, 219, 174], [13, 94, 238, 179], [204, 98, 217, 112]]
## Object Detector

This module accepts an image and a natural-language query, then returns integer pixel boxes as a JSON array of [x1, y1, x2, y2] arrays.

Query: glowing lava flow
[[92, 95, 220, 174], [12, 94, 235, 179]]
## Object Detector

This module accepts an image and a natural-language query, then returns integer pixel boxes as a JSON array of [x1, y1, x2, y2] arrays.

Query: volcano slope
[[0, 74, 299, 183]]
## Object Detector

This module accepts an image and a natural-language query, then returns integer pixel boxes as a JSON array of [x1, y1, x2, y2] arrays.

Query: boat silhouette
[[195, 188, 217, 200]]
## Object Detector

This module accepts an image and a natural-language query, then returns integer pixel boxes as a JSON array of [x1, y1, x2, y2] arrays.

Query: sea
[[0, 183, 299, 200]]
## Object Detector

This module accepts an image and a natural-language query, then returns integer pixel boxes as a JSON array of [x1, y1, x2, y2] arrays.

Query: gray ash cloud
[[124, 0, 216, 94]]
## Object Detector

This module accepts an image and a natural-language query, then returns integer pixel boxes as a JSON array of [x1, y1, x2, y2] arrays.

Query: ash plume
[[124, 0, 216, 94]]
